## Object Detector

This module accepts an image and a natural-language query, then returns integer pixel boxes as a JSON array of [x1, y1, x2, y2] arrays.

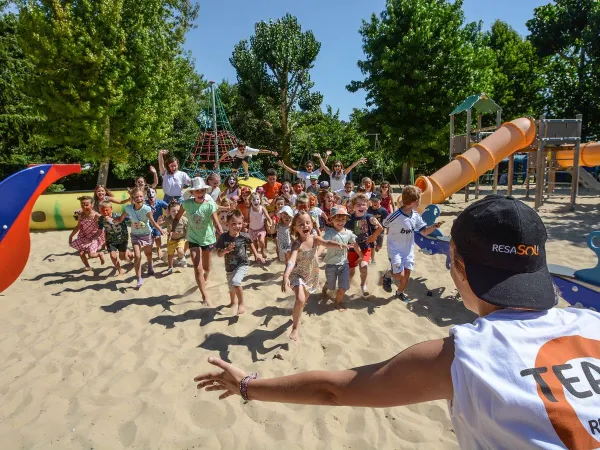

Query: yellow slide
[[416, 117, 537, 211], [416, 117, 600, 211]]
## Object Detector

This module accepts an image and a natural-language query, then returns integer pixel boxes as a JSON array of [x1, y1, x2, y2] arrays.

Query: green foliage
[[230, 14, 323, 162], [348, 0, 494, 168], [527, 0, 600, 139], [15, 0, 202, 183], [484, 20, 544, 120]]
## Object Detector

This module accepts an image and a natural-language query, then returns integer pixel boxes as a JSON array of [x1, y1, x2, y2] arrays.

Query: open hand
[[313, 153, 321, 158], [326, 150, 332, 156], [194, 357, 247, 400], [272, 151, 278, 157], [159, 149, 169, 155], [281, 277, 290, 293], [224, 242, 235, 254], [149, 165, 157, 173], [256, 255, 266, 264], [359, 157, 367, 164]]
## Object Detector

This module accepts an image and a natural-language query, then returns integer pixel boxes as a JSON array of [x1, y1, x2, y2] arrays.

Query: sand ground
[[0, 187, 598, 449]]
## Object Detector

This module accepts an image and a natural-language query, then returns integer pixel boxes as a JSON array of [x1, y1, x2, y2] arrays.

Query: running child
[[157, 149, 191, 204], [261, 168, 282, 211], [307, 193, 326, 235], [221, 140, 278, 180], [222, 174, 241, 202], [206, 173, 222, 202], [361, 177, 376, 199], [218, 197, 232, 235], [146, 188, 168, 261], [216, 210, 266, 315], [315, 154, 367, 193], [278, 159, 324, 185], [290, 179, 304, 205], [74, 184, 126, 219], [282, 211, 345, 341], [69, 196, 106, 270], [336, 180, 355, 206], [127, 166, 159, 199], [378, 181, 395, 214], [381, 186, 442, 301], [306, 174, 320, 195], [280, 181, 294, 206], [114, 188, 165, 288], [266, 196, 286, 253], [346, 193, 383, 295], [367, 194, 389, 264], [96, 201, 131, 275], [322, 206, 362, 311], [248, 192, 272, 259], [276, 205, 293, 263], [171, 178, 223, 304], [237, 186, 252, 228], [164, 201, 188, 274]]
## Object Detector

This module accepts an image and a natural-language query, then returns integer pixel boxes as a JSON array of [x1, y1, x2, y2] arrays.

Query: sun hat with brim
[[330, 205, 350, 217], [277, 205, 294, 217], [183, 177, 209, 194], [309, 174, 319, 180], [451, 195, 556, 311]]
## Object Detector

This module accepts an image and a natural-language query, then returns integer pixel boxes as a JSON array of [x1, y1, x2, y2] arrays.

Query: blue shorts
[[151, 227, 162, 238], [325, 263, 350, 291], [163, 194, 183, 204]]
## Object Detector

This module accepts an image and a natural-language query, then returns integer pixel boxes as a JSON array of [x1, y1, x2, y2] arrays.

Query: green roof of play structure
[[450, 93, 502, 115]]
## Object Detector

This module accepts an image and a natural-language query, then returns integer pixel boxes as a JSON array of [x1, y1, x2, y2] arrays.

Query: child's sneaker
[[396, 291, 409, 302], [381, 273, 393, 293], [166, 267, 173, 275], [177, 258, 187, 268]]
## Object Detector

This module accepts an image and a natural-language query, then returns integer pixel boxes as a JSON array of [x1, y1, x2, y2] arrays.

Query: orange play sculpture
[[555, 141, 600, 168]]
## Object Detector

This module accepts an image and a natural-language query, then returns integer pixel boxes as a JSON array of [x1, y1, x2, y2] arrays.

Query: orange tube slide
[[555, 141, 600, 168], [415, 117, 537, 212]]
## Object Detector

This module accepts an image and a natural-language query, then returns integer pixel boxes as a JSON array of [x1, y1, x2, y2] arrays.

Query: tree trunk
[[97, 116, 111, 186], [280, 97, 291, 165], [401, 162, 410, 185]]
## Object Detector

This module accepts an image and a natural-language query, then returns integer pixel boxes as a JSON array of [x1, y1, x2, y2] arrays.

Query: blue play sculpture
[[414, 204, 451, 269], [574, 231, 600, 286]]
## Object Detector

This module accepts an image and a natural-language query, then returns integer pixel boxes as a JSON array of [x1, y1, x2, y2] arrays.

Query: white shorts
[[389, 253, 414, 274]]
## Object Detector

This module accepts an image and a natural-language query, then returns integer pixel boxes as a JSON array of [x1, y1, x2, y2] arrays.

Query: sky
[[184, 0, 549, 120]]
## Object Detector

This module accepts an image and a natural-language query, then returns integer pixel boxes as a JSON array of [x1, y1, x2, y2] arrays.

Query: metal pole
[[210, 81, 219, 170], [475, 113, 482, 199], [449, 114, 454, 163], [534, 115, 545, 209], [547, 152, 556, 194], [465, 109, 471, 203], [507, 154, 514, 196], [570, 114, 583, 210]]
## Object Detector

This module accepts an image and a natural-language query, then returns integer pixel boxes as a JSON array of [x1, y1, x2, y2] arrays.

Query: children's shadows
[[405, 277, 477, 327], [198, 320, 292, 362], [244, 270, 283, 291], [149, 305, 239, 329], [101, 285, 199, 314]]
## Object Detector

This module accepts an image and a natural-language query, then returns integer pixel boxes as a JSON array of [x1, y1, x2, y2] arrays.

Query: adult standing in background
[[315, 153, 367, 193], [220, 140, 278, 180], [157, 149, 191, 204]]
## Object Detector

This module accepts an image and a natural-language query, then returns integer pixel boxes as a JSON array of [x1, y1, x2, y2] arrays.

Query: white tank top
[[249, 207, 265, 231], [329, 171, 347, 192], [450, 307, 600, 449]]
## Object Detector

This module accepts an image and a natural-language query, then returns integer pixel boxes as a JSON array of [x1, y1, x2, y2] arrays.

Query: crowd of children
[[68, 146, 442, 341]]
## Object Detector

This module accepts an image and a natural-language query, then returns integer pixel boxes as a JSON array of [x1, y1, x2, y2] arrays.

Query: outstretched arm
[[158, 149, 167, 176], [149, 166, 158, 188], [258, 149, 278, 157], [194, 336, 454, 406], [314, 153, 331, 175], [420, 222, 444, 236], [277, 160, 297, 175], [345, 157, 367, 175]]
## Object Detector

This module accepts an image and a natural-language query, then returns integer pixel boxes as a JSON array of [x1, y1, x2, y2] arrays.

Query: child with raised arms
[[322, 206, 362, 311], [96, 201, 131, 276], [172, 178, 223, 304], [346, 193, 383, 296], [315, 154, 367, 193], [216, 210, 266, 315], [114, 188, 165, 288], [282, 211, 345, 341], [221, 140, 278, 180], [164, 201, 188, 274], [69, 196, 105, 270], [381, 186, 442, 301]]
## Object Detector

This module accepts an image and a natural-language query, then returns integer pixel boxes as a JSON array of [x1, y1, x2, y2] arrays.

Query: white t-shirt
[[296, 169, 321, 184], [228, 147, 260, 159], [450, 307, 600, 449], [161, 170, 191, 197], [336, 189, 355, 204], [328, 171, 347, 192], [209, 187, 221, 202], [382, 208, 427, 257]]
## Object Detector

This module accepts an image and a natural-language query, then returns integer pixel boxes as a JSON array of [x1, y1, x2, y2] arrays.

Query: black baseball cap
[[451, 195, 556, 310]]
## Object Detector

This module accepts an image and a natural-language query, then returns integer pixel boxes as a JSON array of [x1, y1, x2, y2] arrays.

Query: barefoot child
[[216, 210, 265, 315], [322, 206, 362, 310], [172, 177, 223, 304], [114, 188, 165, 288], [164, 202, 188, 274], [146, 188, 168, 261], [96, 202, 131, 275], [282, 211, 345, 341], [69, 196, 105, 270], [276, 205, 293, 263], [381, 186, 442, 301], [248, 192, 272, 259], [346, 194, 383, 296]]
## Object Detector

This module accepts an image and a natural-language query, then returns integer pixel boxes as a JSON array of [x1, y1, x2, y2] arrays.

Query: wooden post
[[570, 114, 583, 210], [449, 114, 454, 163], [547, 152, 556, 194], [525, 150, 531, 198], [507, 154, 514, 196], [534, 115, 545, 209], [493, 110, 502, 194], [465, 109, 472, 203], [475, 113, 482, 199]]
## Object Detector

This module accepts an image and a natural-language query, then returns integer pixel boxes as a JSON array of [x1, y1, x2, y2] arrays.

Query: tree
[[348, 0, 494, 170], [527, 0, 600, 139], [16, 0, 200, 185], [230, 14, 323, 163], [0, 1, 43, 178], [485, 20, 544, 120]]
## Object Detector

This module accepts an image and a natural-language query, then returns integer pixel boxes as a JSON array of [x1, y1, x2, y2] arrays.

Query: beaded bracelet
[[239, 372, 258, 401]]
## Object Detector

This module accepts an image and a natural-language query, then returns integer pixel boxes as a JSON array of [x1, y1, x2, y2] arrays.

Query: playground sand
[[0, 189, 597, 449]]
